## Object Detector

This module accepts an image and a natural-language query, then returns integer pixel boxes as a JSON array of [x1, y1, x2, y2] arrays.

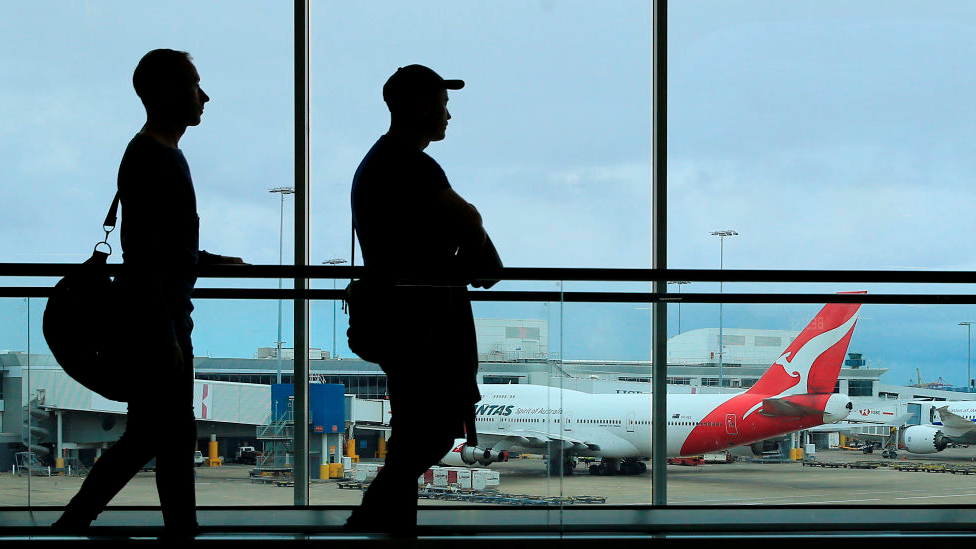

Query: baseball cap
[[382, 64, 464, 107]]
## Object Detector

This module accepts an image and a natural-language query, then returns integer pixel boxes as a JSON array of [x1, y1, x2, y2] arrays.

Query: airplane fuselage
[[474, 384, 849, 458]]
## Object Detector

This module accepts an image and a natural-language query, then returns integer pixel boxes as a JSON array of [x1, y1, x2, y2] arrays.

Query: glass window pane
[[310, 0, 653, 520], [669, 2, 976, 273], [311, 0, 652, 269], [2, 0, 294, 510], [0, 298, 33, 507], [667, 291, 976, 506]]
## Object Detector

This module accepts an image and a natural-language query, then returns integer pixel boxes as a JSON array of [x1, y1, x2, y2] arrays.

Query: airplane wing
[[936, 406, 976, 430], [760, 397, 821, 417], [476, 428, 600, 452]]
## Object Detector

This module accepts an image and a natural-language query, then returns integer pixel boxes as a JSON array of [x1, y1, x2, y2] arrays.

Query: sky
[[3, 1, 976, 388]]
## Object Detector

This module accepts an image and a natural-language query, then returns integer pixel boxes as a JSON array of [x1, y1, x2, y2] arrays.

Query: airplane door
[[564, 412, 573, 432], [626, 412, 636, 433], [499, 412, 509, 430], [725, 414, 738, 435]]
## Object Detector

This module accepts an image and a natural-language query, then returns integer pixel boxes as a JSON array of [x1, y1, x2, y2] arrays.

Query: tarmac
[[7, 447, 976, 507]]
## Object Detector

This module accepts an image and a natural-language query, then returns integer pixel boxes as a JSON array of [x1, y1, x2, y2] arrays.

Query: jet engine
[[823, 393, 854, 423], [439, 442, 507, 467], [903, 425, 949, 454], [461, 445, 505, 466], [748, 439, 785, 456]]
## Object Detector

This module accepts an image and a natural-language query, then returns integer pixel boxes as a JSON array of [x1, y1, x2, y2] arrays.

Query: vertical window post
[[651, 0, 668, 506], [293, 0, 311, 506]]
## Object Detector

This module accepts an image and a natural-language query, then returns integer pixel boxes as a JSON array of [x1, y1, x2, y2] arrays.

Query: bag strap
[[350, 219, 356, 268], [95, 192, 121, 256], [104, 191, 121, 230]]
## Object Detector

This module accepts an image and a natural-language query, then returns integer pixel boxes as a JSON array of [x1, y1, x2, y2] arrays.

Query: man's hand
[[218, 255, 247, 265]]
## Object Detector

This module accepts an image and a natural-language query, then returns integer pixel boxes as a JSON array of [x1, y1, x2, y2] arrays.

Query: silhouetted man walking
[[346, 64, 499, 536], [52, 48, 242, 539]]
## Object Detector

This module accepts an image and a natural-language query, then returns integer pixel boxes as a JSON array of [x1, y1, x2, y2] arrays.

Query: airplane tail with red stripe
[[746, 294, 863, 398], [678, 294, 863, 456]]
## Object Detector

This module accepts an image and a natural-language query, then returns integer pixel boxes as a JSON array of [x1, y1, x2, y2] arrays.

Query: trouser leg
[[56, 418, 157, 525], [156, 313, 198, 533], [55, 312, 197, 533], [347, 403, 458, 534]]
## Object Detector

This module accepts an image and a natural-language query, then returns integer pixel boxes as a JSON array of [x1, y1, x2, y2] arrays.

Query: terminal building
[[2, 319, 972, 473]]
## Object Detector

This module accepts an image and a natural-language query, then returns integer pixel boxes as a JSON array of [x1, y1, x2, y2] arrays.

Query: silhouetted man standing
[[346, 64, 498, 536], [53, 49, 242, 539]]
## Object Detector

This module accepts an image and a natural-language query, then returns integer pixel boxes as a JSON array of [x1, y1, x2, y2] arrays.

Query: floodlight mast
[[667, 281, 691, 335], [710, 230, 738, 390], [270, 187, 295, 384], [323, 258, 347, 360]]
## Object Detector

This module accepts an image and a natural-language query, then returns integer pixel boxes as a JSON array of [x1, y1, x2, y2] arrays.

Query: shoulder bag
[[42, 193, 129, 402], [342, 225, 395, 364]]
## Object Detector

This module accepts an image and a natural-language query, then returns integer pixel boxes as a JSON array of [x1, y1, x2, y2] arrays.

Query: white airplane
[[900, 401, 976, 454], [441, 297, 862, 475], [805, 400, 914, 458]]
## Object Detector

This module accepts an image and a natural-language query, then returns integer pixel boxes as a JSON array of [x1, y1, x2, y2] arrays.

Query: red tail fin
[[747, 294, 863, 397]]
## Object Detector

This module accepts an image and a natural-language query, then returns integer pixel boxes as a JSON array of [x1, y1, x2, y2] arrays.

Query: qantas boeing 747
[[441, 297, 862, 475]]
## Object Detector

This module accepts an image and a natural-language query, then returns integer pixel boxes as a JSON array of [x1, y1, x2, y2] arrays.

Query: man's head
[[383, 64, 463, 142], [133, 49, 209, 127]]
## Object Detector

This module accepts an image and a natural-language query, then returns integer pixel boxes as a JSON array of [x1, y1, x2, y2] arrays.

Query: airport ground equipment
[[233, 445, 259, 465], [63, 456, 89, 477], [802, 459, 880, 469], [14, 452, 50, 476], [252, 409, 294, 476], [667, 457, 704, 466], [337, 481, 606, 505]]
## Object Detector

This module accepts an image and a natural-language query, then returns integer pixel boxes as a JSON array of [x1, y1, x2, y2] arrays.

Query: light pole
[[710, 230, 737, 390], [961, 322, 974, 390], [323, 258, 347, 359], [667, 281, 691, 335], [270, 186, 294, 384]]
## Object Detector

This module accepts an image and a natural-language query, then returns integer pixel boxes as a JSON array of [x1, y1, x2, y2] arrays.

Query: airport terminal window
[[849, 380, 874, 397], [2, 1, 295, 510], [8, 0, 976, 540]]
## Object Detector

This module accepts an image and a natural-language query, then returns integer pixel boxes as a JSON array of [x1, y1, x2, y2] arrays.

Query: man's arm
[[431, 187, 486, 248], [433, 188, 502, 288], [199, 250, 247, 265]]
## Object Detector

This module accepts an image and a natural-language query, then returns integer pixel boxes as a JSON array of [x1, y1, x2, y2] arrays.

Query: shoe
[[50, 516, 92, 536]]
